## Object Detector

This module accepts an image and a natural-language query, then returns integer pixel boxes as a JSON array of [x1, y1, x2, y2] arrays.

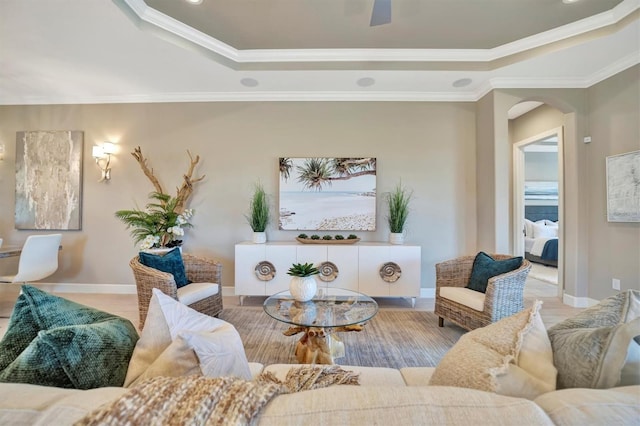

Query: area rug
[[219, 308, 465, 369]]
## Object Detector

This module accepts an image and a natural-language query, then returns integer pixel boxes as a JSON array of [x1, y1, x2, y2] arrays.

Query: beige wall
[[482, 66, 639, 301], [0, 102, 477, 290], [510, 104, 565, 143], [1, 67, 636, 300], [478, 87, 589, 298], [524, 153, 558, 182], [475, 93, 496, 251], [586, 65, 640, 299]]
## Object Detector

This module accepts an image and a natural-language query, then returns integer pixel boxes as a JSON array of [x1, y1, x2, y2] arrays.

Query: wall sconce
[[92, 142, 116, 182], [0, 143, 5, 161]]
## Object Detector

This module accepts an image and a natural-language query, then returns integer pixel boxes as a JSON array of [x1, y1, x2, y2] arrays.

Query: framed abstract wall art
[[15, 130, 83, 230], [606, 150, 640, 222], [279, 157, 376, 231]]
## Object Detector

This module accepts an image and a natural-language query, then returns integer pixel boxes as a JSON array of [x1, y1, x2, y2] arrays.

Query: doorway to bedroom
[[513, 127, 563, 299]]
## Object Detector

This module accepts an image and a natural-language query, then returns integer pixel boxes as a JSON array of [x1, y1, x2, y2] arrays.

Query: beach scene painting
[[279, 157, 376, 231]]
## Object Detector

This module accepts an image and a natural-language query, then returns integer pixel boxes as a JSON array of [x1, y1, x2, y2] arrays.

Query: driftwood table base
[[283, 324, 364, 364]]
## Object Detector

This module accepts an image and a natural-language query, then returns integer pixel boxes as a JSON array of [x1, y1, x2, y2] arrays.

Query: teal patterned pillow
[[139, 248, 190, 288], [466, 252, 523, 293], [0, 285, 138, 389]]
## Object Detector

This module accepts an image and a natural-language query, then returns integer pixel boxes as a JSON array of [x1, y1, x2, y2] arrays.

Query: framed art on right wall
[[606, 150, 640, 222]]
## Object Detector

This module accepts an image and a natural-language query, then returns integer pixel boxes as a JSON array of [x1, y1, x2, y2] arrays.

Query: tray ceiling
[[0, 0, 637, 105]]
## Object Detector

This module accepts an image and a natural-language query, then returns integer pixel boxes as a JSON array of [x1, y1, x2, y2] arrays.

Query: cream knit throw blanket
[[77, 365, 359, 426]]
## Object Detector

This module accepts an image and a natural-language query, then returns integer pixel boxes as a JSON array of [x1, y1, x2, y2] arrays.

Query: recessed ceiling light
[[562, 0, 580, 4], [184, 0, 203, 4], [357, 77, 376, 87], [240, 78, 259, 87], [452, 78, 472, 88]]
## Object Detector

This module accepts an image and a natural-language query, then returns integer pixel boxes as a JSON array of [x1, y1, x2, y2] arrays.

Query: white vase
[[289, 276, 317, 302], [252, 232, 266, 244], [389, 232, 404, 245]]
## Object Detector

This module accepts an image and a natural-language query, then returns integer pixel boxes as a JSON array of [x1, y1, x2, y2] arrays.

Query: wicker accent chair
[[434, 254, 531, 331], [130, 254, 223, 329]]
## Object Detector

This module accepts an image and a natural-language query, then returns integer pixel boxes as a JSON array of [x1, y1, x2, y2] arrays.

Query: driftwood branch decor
[[131, 146, 205, 212], [283, 324, 364, 364]]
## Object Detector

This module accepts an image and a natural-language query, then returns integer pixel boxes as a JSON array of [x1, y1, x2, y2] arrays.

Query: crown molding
[[117, 0, 639, 64], [1, 57, 636, 106], [3, 52, 634, 107], [122, 0, 238, 59], [584, 51, 640, 86], [0, 90, 477, 106]]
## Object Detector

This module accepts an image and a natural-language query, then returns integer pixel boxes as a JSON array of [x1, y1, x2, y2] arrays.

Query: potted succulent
[[245, 182, 270, 243], [386, 181, 413, 244], [287, 262, 319, 302]]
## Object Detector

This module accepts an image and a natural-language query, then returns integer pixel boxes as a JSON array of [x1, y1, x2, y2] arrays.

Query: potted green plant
[[386, 181, 413, 244], [245, 182, 270, 244], [115, 192, 194, 251], [287, 262, 319, 302]]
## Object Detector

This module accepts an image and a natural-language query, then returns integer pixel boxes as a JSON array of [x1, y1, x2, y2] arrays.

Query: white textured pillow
[[124, 291, 173, 386], [130, 335, 201, 385], [124, 289, 250, 386], [429, 301, 556, 400], [153, 288, 224, 339], [548, 290, 640, 389], [524, 219, 534, 237], [183, 330, 252, 380], [532, 223, 557, 238]]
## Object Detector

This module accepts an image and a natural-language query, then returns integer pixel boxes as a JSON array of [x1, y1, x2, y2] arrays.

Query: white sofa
[[0, 364, 638, 425], [2, 288, 637, 425]]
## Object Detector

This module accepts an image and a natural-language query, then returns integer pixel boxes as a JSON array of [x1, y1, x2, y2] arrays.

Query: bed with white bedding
[[524, 208, 559, 267]]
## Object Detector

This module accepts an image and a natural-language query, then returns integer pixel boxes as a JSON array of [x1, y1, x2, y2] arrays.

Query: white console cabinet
[[235, 242, 421, 304]]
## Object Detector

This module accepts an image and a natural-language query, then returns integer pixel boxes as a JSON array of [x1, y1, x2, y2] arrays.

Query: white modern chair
[[0, 234, 62, 283]]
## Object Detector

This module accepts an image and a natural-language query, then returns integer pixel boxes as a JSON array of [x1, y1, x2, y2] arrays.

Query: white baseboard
[[562, 293, 599, 308], [9, 283, 269, 297], [224, 286, 435, 299], [14, 284, 598, 309], [5, 282, 137, 294], [13, 283, 436, 299]]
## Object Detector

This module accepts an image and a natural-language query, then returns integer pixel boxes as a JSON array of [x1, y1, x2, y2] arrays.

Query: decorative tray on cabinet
[[295, 237, 360, 245]]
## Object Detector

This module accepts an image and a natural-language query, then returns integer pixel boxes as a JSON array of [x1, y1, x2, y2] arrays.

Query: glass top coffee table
[[263, 288, 378, 364]]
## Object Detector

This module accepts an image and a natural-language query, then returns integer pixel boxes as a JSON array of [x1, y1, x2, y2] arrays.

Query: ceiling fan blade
[[370, 0, 391, 26]]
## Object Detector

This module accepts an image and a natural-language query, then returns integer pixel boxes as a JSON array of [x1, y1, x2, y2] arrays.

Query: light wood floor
[[0, 275, 580, 339]]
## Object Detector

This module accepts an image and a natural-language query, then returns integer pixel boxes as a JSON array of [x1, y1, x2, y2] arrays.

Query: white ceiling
[[0, 0, 638, 106]]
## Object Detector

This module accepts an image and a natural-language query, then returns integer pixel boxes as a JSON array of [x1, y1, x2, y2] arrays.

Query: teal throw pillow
[[139, 247, 190, 288], [466, 252, 523, 293], [0, 285, 139, 389]]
